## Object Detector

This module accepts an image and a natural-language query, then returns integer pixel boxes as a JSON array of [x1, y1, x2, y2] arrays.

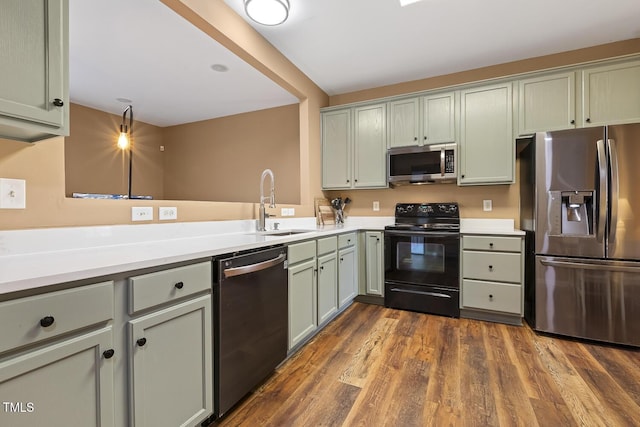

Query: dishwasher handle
[[223, 253, 286, 278]]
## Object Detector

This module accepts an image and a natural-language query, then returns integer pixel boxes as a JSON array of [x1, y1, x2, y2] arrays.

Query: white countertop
[[0, 217, 393, 296], [0, 216, 522, 296]]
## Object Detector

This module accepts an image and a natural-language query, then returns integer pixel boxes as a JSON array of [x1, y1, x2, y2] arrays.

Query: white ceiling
[[70, 0, 640, 127]]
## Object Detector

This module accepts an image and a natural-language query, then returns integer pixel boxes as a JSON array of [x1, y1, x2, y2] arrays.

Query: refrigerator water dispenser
[[561, 191, 593, 236]]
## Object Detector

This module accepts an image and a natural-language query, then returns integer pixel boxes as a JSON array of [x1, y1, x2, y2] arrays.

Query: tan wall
[[163, 104, 300, 204], [65, 104, 165, 199]]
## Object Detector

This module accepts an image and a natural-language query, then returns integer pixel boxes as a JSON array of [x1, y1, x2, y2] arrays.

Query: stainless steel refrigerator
[[519, 124, 640, 347]]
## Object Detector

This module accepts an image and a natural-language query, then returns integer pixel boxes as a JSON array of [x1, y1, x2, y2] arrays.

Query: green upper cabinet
[[421, 92, 455, 145], [388, 92, 455, 148], [321, 103, 387, 190], [459, 82, 514, 185], [0, 0, 69, 142], [388, 97, 419, 148], [581, 59, 640, 127], [321, 108, 352, 189], [518, 72, 576, 135], [353, 103, 387, 188]]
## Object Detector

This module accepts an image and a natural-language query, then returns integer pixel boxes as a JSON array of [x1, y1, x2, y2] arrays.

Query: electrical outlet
[[288, 207, 295, 216], [373, 201, 380, 211], [483, 200, 493, 212], [0, 178, 26, 209], [131, 207, 153, 221], [281, 207, 289, 216], [159, 207, 177, 220]]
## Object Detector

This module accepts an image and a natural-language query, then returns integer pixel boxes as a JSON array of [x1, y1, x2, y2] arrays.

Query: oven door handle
[[384, 230, 459, 238], [388, 287, 452, 299]]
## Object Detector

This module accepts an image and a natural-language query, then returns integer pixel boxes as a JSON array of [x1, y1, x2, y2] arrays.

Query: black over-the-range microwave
[[387, 143, 456, 186]]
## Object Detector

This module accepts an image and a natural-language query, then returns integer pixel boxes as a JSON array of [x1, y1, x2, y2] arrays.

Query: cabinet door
[[421, 92, 455, 145], [0, 0, 68, 140], [365, 231, 384, 296], [129, 295, 213, 427], [288, 259, 318, 350], [459, 83, 514, 185], [518, 72, 576, 135], [582, 60, 640, 127], [388, 98, 419, 148], [317, 252, 338, 325], [353, 103, 387, 188], [338, 246, 357, 308], [322, 109, 352, 189], [0, 327, 114, 426]]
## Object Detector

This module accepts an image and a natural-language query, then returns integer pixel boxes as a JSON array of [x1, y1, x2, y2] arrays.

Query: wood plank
[[209, 302, 640, 427], [533, 337, 612, 427]]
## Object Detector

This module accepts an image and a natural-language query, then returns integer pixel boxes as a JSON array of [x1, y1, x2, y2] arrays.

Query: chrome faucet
[[258, 169, 275, 231]]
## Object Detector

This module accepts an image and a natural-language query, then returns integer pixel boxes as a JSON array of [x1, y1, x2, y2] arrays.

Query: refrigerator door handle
[[540, 258, 640, 273], [607, 138, 619, 248], [596, 139, 607, 244]]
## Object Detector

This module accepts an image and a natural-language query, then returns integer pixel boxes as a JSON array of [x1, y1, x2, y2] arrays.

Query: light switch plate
[[0, 178, 26, 209], [373, 201, 380, 211]]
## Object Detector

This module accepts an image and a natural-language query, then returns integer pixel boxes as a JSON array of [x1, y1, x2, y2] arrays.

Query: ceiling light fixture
[[244, 0, 290, 26]]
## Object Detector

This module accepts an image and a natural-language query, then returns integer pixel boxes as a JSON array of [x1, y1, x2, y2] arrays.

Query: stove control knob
[[418, 205, 428, 213], [406, 205, 414, 212]]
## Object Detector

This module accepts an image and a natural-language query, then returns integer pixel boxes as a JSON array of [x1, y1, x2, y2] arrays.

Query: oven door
[[384, 230, 460, 288]]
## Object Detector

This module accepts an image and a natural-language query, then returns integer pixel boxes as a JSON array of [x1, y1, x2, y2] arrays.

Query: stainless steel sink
[[248, 229, 316, 236]]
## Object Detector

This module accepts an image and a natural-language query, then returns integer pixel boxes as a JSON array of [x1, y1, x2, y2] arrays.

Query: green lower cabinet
[[317, 252, 338, 325], [338, 246, 357, 308], [365, 231, 384, 296], [0, 327, 114, 426], [128, 295, 212, 427], [288, 258, 318, 350]]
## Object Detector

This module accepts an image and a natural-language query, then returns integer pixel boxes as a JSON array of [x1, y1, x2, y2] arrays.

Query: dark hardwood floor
[[210, 302, 640, 426]]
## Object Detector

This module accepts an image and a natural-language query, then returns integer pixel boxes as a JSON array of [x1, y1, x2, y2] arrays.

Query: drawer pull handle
[[52, 98, 64, 107], [103, 349, 115, 359], [174, 281, 184, 290], [488, 265, 493, 271], [137, 338, 147, 347], [489, 243, 494, 248], [40, 316, 55, 328]]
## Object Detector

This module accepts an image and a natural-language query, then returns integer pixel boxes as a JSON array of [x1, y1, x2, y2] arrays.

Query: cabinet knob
[[354, 179, 358, 183], [40, 316, 55, 328], [570, 119, 575, 124], [488, 265, 493, 271], [586, 118, 591, 123], [340, 257, 344, 262], [103, 349, 115, 359], [346, 179, 350, 183], [376, 238, 380, 242], [489, 294, 494, 300], [174, 281, 184, 290], [320, 266, 324, 270], [461, 174, 465, 179], [52, 98, 64, 107], [414, 137, 418, 141], [489, 243, 494, 248], [136, 338, 147, 347], [424, 136, 428, 140]]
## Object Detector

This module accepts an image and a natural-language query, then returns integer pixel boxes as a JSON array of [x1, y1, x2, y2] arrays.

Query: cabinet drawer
[[463, 235, 522, 252], [288, 240, 316, 265], [129, 261, 211, 314], [338, 232, 357, 249], [463, 251, 521, 283], [0, 281, 114, 355], [462, 279, 521, 314], [317, 236, 337, 256]]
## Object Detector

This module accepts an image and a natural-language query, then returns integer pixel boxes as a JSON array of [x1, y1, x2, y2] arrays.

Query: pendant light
[[244, 0, 290, 26]]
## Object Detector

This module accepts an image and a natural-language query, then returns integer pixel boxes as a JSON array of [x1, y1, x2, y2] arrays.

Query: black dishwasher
[[213, 245, 288, 418]]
